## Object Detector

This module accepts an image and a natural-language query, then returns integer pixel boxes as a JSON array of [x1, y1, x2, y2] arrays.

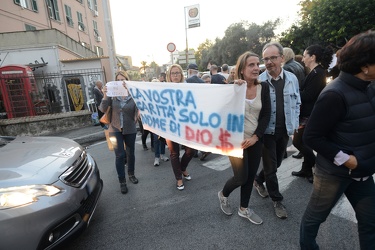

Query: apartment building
[[0, 0, 117, 117]]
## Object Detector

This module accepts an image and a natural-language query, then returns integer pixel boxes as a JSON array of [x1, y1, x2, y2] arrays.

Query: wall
[[0, 111, 93, 136]]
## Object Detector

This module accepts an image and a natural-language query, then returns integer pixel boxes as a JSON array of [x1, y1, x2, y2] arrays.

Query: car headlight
[[0, 185, 61, 209]]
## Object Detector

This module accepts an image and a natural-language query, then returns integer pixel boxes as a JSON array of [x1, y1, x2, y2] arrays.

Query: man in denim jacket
[[253, 42, 300, 219]]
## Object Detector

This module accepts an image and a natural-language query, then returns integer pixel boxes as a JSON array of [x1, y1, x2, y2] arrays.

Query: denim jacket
[[259, 69, 300, 136]]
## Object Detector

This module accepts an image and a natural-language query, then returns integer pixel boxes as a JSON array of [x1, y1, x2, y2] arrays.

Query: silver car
[[0, 136, 103, 250]]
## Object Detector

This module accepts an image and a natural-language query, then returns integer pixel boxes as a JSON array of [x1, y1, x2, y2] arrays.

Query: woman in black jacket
[[291, 44, 333, 183]]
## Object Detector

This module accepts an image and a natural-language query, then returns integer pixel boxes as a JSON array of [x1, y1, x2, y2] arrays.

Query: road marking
[[201, 145, 359, 223], [136, 137, 360, 223]]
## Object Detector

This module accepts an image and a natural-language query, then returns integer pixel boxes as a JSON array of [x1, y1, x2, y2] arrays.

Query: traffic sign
[[167, 42, 176, 53]]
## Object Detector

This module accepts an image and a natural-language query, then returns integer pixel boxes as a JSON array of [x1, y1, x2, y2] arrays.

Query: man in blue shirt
[[254, 42, 301, 219]]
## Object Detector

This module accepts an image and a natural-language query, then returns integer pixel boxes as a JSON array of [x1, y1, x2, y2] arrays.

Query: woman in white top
[[218, 51, 271, 224]]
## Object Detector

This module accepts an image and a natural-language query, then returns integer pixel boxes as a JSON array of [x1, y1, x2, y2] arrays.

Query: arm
[[303, 90, 346, 162], [98, 86, 111, 113], [254, 82, 271, 139]]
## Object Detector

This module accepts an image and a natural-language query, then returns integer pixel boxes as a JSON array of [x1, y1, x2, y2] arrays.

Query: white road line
[[201, 145, 359, 223], [135, 138, 360, 223]]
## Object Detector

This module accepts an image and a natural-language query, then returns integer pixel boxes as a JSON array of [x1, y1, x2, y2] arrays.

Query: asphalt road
[[57, 134, 360, 250]]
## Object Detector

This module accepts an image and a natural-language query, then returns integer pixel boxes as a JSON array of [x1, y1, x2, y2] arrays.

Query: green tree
[[149, 61, 161, 79], [195, 39, 213, 70], [219, 23, 247, 65], [281, 0, 375, 51], [195, 20, 280, 67], [140, 61, 147, 77], [246, 19, 280, 56]]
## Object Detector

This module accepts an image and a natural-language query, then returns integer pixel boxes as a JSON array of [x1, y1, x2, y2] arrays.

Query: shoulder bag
[[99, 106, 112, 125]]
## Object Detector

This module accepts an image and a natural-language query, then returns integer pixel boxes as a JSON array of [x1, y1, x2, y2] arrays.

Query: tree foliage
[[195, 20, 279, 70], [280, 0, 375, 53]]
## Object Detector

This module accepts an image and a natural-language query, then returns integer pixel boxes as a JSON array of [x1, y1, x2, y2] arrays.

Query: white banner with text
[[126, 81, 246, 158]]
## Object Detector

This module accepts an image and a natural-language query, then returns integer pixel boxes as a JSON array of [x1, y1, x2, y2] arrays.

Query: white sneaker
[[160, 154, 169, 162], [154, 158, 160, 166], [238, 207, 263, 224]]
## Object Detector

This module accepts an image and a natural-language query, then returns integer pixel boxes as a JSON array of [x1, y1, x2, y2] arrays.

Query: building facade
[[0, 0, 118, 118]]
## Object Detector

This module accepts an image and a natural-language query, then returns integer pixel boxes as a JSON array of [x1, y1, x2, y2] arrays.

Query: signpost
[[167, 42, 176, 64], [184, 4, 200, 66]]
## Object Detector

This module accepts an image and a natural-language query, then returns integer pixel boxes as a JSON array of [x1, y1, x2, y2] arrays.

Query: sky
[[109, 0, 302, 67]]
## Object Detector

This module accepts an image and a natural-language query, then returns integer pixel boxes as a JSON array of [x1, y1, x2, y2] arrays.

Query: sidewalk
[[49, 124, 106, 146]]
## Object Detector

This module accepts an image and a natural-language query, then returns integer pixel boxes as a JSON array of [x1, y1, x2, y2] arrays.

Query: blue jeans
[[153, 133, 166, 158], [300, 167, 375, 250], [256, 132, 289, 201], [223, 140, 262, 208], [109, 132, 136, 181]]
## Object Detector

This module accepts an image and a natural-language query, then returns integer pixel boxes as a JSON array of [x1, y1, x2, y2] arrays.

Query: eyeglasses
[[170, 72, 181, 76], [262, 55, 281, 63]]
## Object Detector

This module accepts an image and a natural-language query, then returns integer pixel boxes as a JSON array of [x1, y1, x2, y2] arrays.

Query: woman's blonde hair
[[166, 64, 185, 83], [115, 70, 130, 81], [283, 47, 295, 64]]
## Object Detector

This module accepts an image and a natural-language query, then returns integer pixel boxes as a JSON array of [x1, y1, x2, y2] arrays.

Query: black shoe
[[120, 182, 128, 194], [129, 175, 139, 184], [307, 176, 314, 183], [143, 144, 148, 151], [200, 152, 211, 161], [292, 152, 303, 159], [292, 169, 313, 178]]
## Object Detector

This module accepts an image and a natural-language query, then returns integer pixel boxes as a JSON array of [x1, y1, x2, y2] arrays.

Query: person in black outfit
[[210, 64, 227, 84], [291, 44, 333, 183], [186, 63, 204, 83], [300, 30, 375, 250], [283, 47, 306, 88], [283, 47, 307, 159], [93, 80, 106, 128]]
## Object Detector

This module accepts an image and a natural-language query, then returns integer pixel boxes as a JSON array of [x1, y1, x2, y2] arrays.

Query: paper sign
[[106, 81, 129, 97], [126, 81, 246, 158]]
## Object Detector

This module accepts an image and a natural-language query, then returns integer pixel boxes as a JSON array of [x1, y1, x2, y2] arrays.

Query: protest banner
[[106, 81, 128, 97], [125, 81, 246, 158]]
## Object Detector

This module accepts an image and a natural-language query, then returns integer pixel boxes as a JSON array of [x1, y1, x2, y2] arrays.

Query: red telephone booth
[[0, 65, 36, 118]]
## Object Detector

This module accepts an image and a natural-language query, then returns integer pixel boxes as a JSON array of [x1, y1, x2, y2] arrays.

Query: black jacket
[[186, 75, 204, 83], [299, 65, 326, 117], [303, 71, 375, 178], [283, 59, 305, 88]]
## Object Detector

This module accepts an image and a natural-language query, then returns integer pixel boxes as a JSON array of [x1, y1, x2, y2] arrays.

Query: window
[[45, 0, 60, 21], [25, 24, 36, 31], [87, 0, 98, 11], [64, 5, 73, 26], [77, 12, 85, 31], [95, 46, 104, 57], [93, 0, 98, 11], [14, 0, 38, 12], [93, 20, 99, 37], [87, 0, 92, 10]]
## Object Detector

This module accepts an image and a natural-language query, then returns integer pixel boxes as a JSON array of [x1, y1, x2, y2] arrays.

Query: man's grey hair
[[262, 42, 284, 55]]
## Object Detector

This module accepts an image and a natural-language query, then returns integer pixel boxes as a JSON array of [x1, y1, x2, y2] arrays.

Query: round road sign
[[167, 42, 176, 53]]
